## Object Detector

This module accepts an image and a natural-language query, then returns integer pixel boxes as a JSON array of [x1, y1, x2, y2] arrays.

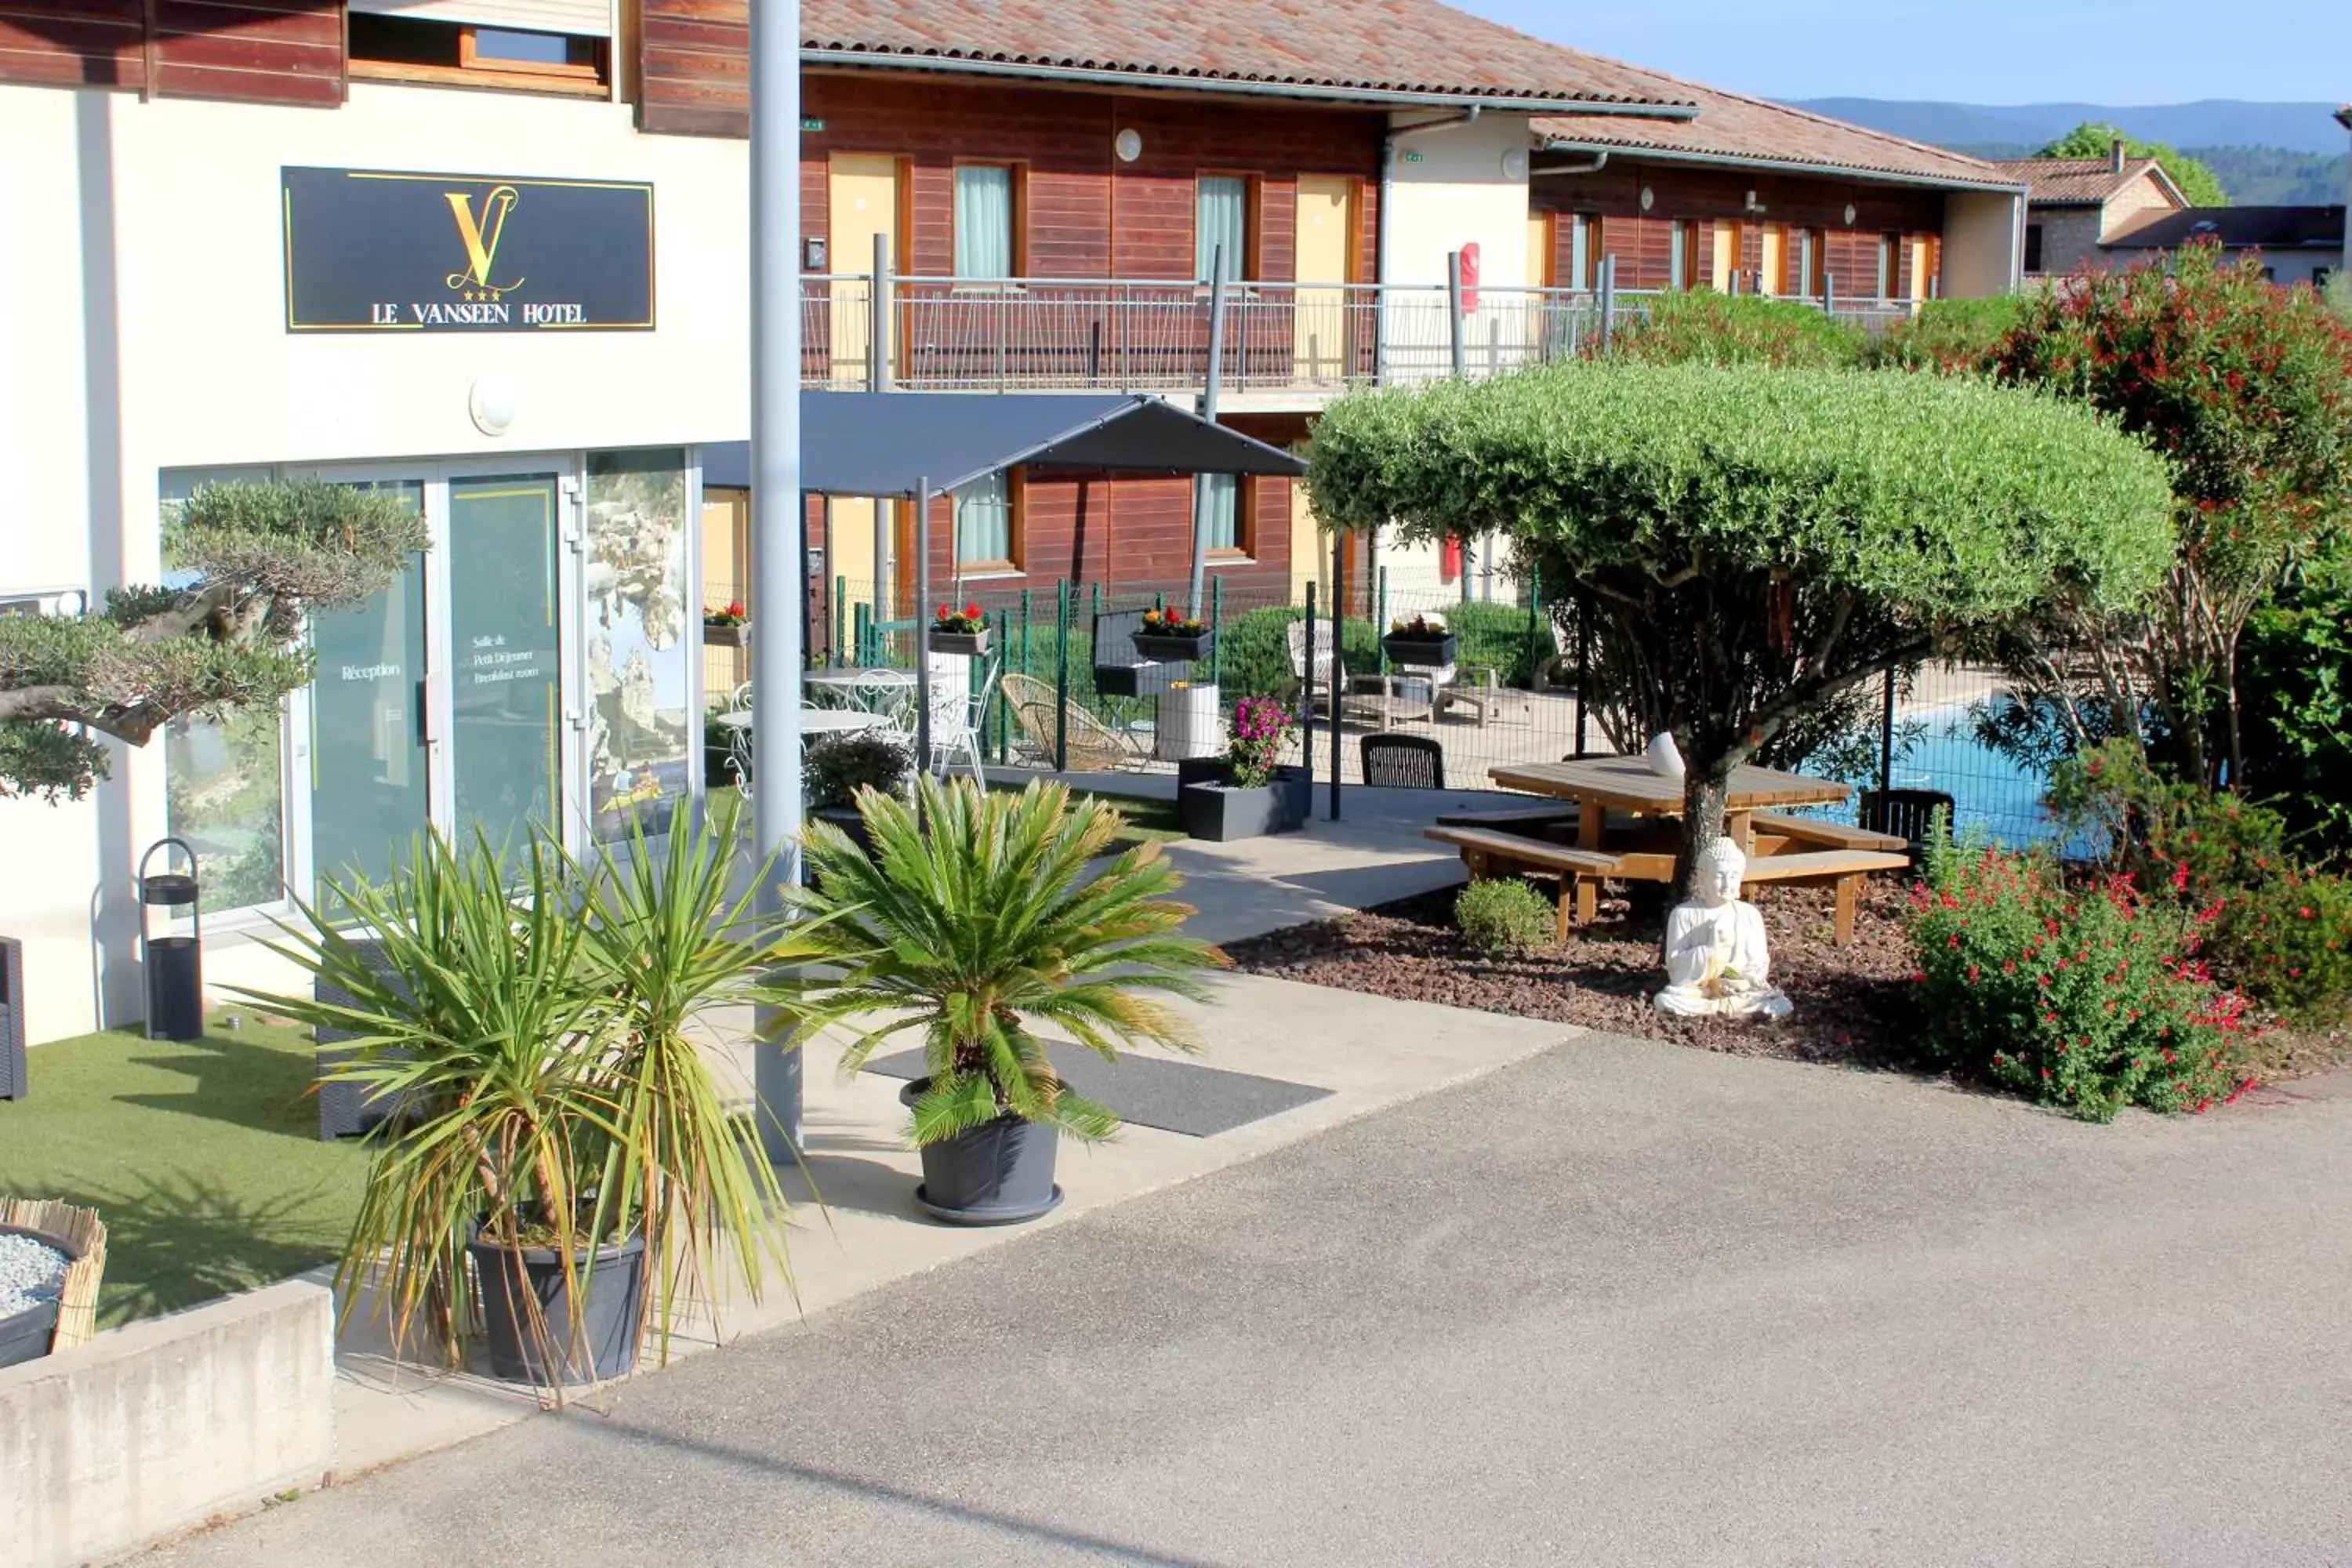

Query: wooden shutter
[[638, 0, 748, 137]]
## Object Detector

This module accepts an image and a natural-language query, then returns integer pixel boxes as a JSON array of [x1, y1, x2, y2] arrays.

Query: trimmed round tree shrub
[[1457, 877, 1554, 955], [1308, 361, 2176, 887]]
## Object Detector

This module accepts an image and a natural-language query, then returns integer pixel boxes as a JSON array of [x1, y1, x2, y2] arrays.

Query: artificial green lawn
[[0, 1017, 362, 1327]]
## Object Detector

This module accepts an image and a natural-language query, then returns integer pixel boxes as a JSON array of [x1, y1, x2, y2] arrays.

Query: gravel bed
[[1225, 881, 1931, 1069], [0, 1232, 68, 1319]]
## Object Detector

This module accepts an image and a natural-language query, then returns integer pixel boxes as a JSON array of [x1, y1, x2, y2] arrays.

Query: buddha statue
[[1654, 836, 1793, 1021]]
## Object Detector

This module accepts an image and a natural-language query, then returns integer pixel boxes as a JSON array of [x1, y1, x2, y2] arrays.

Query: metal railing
[[797, 271, 1929, 396]]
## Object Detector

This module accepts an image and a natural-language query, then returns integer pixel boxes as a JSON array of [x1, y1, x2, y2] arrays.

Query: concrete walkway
[[303, 799, 1499, 1483], [152, 1036, 2352, 1566]]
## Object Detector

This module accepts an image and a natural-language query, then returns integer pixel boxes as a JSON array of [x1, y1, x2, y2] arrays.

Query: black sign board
[[282, 167, 654, 333]]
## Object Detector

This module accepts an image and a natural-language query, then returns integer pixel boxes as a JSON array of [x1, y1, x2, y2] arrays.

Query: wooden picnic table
[[1444, 757, 1907, 941], [1490, 756, 1850, 854]]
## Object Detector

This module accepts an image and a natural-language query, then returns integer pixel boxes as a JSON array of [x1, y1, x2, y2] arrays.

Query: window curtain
[[1196, 177, 1247, 282], [1570, 215, 1592, 290], [1668, 223, 1688, 290], [954, 474, 1012, 564], [1201, 474, 1240, 552], [954, 165, 1014, 279]]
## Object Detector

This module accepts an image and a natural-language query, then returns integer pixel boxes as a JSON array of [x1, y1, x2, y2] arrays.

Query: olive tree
[[0, 481, 426, 802], [1308, 361, 2176, 887]]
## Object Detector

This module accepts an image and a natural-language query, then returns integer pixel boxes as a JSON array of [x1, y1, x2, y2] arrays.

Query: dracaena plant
[[245, 815, 822, 1384], [792, 777, 1226, 1146]]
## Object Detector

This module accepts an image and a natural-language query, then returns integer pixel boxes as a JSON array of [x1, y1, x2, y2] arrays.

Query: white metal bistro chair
[[925, 657, 1001, 783]]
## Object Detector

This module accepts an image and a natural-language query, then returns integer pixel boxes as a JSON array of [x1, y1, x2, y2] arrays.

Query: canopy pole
[[915, 474, 932, 779], [1185, 244, 1229, 619], [749, 0, 804, 1161]]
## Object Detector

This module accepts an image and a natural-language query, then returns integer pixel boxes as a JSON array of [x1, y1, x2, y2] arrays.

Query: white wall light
[[469, 377, 518, 437], [1501, 147, 1530, 180], [1639, 185, 1654, 212], [1114, 129, 1143, 163]]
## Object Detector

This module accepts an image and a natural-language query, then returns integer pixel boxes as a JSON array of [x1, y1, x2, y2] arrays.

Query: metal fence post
[[853, 601, 871, 667], [993, 608, 1010, 761], [1329, 529, 1345, 822], [1019, 586, 1032, 678], [1878, 667, 1897, 800], [869, 232, 890, 392], [1301, 580, 1319, 800], [1209, 575, 1224, 687], [1525, 562, 1542, 684], [1054, 579, 1070, 773], [1597, 255, 1618, 350], [1446, 249, 1468, 379], [832, 574, 846, 667], [1377, 565, 1390, 675], [1824, 270, 1836, 316], [1573, 606, 1592, 759]]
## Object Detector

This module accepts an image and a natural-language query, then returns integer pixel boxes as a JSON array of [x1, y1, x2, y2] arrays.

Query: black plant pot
[[0, 1221, 81, 1369], [929, 627, 992, 658], [468, 1231, 648, 1386], [899, 1077, 1063, 1225], [1131, 630, 1211, 663], [1178, 764, 1311, 841], [1381, 632, 1458, 667]]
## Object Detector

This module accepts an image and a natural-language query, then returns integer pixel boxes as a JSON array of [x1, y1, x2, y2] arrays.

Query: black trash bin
[[138, 838, 205, 1043]]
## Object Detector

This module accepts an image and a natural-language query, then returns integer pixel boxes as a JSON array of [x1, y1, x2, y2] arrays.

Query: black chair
[[1362, 733, 1445, 790], [1860, 787, 1956, 863]]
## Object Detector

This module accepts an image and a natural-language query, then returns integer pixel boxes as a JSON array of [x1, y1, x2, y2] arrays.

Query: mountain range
[[1794, 99, 2349, 205], [1793, 99, 2346, 157]]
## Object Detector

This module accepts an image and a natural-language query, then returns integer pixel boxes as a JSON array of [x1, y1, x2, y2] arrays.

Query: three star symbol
[[460, 290, 506, 303]]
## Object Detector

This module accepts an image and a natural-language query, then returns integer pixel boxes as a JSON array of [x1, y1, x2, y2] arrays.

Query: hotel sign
[[281, 167, 655, 332]]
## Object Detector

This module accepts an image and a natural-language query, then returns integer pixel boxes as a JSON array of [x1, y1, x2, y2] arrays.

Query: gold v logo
[[444, 185, 526, 294]]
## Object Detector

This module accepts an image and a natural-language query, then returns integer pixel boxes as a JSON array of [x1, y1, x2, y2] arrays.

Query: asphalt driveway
[[152, 1032, 2352, 1567]]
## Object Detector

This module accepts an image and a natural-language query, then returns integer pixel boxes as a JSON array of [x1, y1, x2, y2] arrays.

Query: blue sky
[[1458, 0, 2350, 104]]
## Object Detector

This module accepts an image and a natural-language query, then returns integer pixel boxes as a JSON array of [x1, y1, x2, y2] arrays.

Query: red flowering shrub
[[1907, 837, 2255, 1122], [2209, 871, 2352, 1027]]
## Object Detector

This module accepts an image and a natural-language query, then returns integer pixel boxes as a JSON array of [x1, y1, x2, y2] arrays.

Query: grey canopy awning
[[700, 391, 1306, 497]]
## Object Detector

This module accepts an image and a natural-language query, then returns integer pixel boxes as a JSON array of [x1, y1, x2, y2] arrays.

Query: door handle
[[416, 679, 431, 747]]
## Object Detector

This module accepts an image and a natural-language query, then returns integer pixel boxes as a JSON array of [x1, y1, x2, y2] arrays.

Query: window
[[1793, 227, 1824, 299], [953, 165, 1018, 280], [1569, 212, 1600, 289], [1196, 176, 1250, 283], [1200, 474, 1250, 556], [1668, 220, 1697, 290], [2024, 223, 2045, 274], [347, 12, 608, 94], [1878, 232, 1901, 297], [160, 467, 287, 916], [953, 472, 1016, 568]]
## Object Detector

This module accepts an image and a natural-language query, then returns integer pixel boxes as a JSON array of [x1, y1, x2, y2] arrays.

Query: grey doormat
[[861, 1047, 1330, 1138]]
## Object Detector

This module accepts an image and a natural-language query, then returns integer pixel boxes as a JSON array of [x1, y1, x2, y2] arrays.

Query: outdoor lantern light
[[1114, 128, 1143, 162], [1639, 185, 1654, 212], [1501, 147, 1529, 180], [469, 376, 518, 437], [1844, 202, 1858, 226]]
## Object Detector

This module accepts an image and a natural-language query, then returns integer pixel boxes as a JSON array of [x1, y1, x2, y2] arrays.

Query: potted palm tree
[[247, 817, 819, 1392], [795, 777, 1225, 1225]]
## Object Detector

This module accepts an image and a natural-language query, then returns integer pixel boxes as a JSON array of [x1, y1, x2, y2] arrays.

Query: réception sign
[[281, 167, 655, 332]]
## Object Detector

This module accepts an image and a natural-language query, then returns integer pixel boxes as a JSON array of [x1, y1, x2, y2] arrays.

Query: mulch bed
[[1222, 881, 2352, 1087]]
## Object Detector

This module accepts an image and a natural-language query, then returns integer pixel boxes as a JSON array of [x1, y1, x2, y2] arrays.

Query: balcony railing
[[800, 274, 1923, 396]]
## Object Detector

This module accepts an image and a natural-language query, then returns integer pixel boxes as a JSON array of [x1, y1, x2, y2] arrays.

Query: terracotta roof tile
[[1985, 158, 2182, 207], [1532, 70, 2016, 190], [802, 0, 1692, 108]]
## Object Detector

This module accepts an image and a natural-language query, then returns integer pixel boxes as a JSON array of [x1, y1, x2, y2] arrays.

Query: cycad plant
[[795, 777, 1225, 1155], [247, 816, 818, 1386]]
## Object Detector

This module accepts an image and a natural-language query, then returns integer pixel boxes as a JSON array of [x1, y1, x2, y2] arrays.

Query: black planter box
[[1381, 632, 1458, 667], [928, 627, 993, 658], [1131, 630, 1211, 663], [1178, 762, 1311, 841]]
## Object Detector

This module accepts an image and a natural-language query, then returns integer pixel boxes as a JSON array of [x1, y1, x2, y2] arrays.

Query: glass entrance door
[[445, 474, 564, 872], [299, 460, 576, 900], [308, 480, 430, 905]]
